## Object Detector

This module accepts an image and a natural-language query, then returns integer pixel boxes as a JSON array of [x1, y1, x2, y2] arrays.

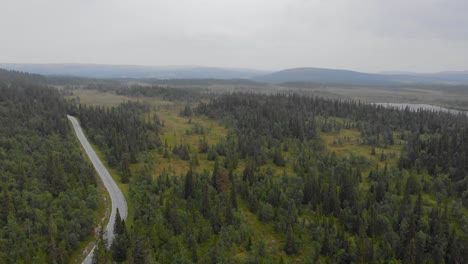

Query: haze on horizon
[[1, 0, 467, 73]]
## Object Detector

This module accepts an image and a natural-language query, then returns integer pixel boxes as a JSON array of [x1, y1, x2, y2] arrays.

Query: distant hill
[[141, 78, 262, 87], [381, 70, 468, 83], [3, 64, 468, 86], [255, 67, 468, 86], [0, 63, 269, 79], [0, 68, 47, 84], [255, 67, 391, 85]]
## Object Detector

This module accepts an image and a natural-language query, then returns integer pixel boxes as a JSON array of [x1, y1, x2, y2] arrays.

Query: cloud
[[0, 0, 467, 72], [356, 0, 468, 40]]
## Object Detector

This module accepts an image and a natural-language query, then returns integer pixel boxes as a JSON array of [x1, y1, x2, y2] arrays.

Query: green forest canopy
[[0, 70, 467, 263], [73, 87, 468, 263]]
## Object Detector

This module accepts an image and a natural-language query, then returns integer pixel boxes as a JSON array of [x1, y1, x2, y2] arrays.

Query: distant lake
[[375, 103, 466, 115]]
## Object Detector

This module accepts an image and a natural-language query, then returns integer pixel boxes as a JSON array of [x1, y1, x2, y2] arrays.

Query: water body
[[374, 103, 466, 115]]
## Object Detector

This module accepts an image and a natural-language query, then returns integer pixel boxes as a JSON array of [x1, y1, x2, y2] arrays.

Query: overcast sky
[[1, 0, 467, 72]]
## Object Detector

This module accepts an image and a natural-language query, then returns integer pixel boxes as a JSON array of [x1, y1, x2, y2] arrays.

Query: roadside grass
[[68, 123, 112, 264], [70, 132, 135, 262], [69, 178, 111, 263], [89, 142, 134, 227]]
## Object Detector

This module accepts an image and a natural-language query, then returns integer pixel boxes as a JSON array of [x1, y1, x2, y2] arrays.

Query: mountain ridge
[[255, 67, 468, 86], [0, 63, 269, 79], [2, 63, 468, 86]]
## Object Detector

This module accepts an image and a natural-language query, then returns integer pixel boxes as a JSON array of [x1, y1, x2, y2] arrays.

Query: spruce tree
[[184, 168, 194, 199]]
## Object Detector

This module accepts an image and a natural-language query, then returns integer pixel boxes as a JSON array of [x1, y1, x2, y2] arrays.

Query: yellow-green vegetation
[[322, 129, 402, 167], [150, 100, 298, 178], [67, 90, 467, 263], [72, 91, 303, 180], [148, 100, 228, 177], [235, 201, 297, 263], [74, 93, 303, 261], [90, 142, 135, 227], [68, 89, 137, 107], [4, 69, 466, 263], [321, 128, 403, 189]]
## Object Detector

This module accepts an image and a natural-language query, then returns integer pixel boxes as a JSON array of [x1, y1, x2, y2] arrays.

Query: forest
[[68, 86, 467, 263], [1, 69, 467, 263], [0, 70, 99, 263]]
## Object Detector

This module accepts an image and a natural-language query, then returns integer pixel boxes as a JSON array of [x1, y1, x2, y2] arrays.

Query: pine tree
[[230, 181, 238, 209], [130, 233, 146, 264], [201, 183, 211, 218], [111, 209, 128, 262], [284, 223, 298, 255], [403, 238, 417, 264], [184, 168, 194, 199], [246, 236, 252, 251], [120, 153, 131, 183], [92, 228, 111, 264], [114, 209, 124, 235], [163, 139, 169, 158], [111, 233, 128, 262]]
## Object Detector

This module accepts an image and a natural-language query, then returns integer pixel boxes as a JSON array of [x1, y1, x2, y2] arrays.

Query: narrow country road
[[68, 115, 128, 264]]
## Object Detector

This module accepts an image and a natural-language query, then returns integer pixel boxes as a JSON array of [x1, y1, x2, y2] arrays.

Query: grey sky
[[1, 0, 467, 72]]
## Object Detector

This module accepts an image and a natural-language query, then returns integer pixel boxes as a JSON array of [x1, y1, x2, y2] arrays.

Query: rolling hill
[[255, 67, 468, 86], [0, 63, 269, 79], [2, 63, 468, 86]]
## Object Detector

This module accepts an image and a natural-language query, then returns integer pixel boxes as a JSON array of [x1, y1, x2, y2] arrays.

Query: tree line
[[78, 90, 467, 263], [0, 74, 99, 263]]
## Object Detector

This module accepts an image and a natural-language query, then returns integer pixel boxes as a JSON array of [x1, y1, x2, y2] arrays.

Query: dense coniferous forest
[[195, 93, 468, 262], [0, 69, 46, 85], [0, 72, 99, 263], [68, 101, 162, 169], [1, 69, 467, 263], [71, 89, 467, 263], [116, 85, 207, 102]]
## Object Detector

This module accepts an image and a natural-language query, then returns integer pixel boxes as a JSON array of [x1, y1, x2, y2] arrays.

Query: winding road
[[68, 115, 128, 264]]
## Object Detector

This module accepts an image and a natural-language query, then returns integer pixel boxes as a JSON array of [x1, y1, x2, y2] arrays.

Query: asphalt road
[[68, 115, 128, 264]]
